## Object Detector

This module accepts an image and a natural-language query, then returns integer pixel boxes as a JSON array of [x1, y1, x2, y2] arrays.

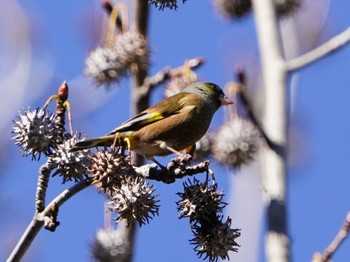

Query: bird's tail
[[69, 135, 115, 152]]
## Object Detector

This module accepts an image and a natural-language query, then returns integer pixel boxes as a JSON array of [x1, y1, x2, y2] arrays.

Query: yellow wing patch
[[137, 112, 164, 125]]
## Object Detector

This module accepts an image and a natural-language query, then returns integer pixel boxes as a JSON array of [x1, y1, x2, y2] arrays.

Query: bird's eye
[[197, 87, 205, 93]]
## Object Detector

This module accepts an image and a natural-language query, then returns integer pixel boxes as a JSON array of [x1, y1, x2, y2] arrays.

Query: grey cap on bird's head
[[183, 82, 233, 108]]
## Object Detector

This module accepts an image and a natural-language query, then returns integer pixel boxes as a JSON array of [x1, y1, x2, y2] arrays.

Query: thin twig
[[41, 95, 57, 112], [235, 68, 275, 150], [64, 101, 74, 135], [7, 179, 92, 262], [320, 212, 350, 262], [102, 0, 123, 31], [286, 26, 350, 72]]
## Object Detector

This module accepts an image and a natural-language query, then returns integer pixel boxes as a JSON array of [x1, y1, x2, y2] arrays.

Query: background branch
[[235, 68, 274, 150], [286, 26, 350, 72], [321, 212, 350, 262], [251, 0, 289, 261], [102, 0, 123, 31]]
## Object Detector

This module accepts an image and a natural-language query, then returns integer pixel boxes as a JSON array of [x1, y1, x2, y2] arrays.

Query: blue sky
[[2, 0, 350, 261]]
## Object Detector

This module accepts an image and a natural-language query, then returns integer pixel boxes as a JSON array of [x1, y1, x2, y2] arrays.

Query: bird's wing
[[107, 92, 191, 134]]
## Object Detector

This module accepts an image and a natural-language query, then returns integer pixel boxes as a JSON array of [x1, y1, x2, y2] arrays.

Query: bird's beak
[[220, 94, 234, 106]]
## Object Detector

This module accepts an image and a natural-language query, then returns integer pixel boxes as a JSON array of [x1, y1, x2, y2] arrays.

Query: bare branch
[[35, 162, 54, 213], [320, 212, 350, 262], [7, 179, 92, 262], [286, 26, 350, 72], [134, 157, 210, 184]]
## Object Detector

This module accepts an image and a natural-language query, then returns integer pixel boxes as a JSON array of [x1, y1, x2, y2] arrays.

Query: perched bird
[[70, 82, 232, 160]]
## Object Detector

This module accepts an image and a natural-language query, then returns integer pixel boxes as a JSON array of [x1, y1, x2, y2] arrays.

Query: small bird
[[70, 82, 232, 160]]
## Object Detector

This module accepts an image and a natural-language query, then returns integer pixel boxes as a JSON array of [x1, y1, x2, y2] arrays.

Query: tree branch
[[321, 211, 350, 262], [7, 179, 92, 262], [251, 0, 289, 261], [286, 26, 350, 72], [134, 158, 210, 184], [35, 162, 54, 213]]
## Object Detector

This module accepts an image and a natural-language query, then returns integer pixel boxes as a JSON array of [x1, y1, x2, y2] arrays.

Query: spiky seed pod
[[51, 134, 92, 183], [213, 118, 260, 168], [108, 175, 159, 227], [164, 70, 198, 98], [177, 178, 226, 222], [12, 108, 63, 160], [88, 149, 135, 194], [115, 30, 149, 73], [85, 46, 127, 85], [193, 133, 213, 161], [213, 0, 252, 19], [164, 76, 193, 98], [148, 0, 186, 10], [90, 229, 131, 262], [190, 217, 241, 262], [85, 31, 149, 86]]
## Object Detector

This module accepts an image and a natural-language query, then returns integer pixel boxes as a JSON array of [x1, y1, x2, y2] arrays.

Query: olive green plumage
[[71, 82, 232, 159]]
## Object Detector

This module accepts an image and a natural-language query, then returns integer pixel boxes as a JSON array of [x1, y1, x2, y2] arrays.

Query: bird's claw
[[165, 153, 192, 177], [174, 153, 192, 166]]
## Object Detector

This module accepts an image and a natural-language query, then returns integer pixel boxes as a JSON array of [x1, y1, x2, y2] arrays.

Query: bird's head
[[184, 82, 233, 110]]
